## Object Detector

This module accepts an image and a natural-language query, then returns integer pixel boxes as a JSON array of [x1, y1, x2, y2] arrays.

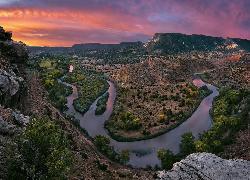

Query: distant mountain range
[[28, 33, 250, 54], [28, 41, 142, 53]]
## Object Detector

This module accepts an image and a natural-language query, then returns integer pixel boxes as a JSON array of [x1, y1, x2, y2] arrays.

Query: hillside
[[144, 33, 250, 54], [112, 57, 215, 85]]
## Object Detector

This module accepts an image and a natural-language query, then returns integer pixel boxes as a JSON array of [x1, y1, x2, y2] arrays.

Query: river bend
[[59, 66, 219, 167]]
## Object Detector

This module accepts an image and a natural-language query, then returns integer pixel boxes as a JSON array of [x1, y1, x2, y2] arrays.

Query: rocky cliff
[[0, 26, 29, 113], [157, 153, 250, 180]]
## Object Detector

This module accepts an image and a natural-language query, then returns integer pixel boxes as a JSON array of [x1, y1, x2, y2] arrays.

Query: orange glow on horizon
[[0, 8, 153, 46]]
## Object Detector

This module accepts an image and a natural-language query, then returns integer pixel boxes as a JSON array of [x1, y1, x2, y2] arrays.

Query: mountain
[[144, 33, 250, 54], [28, 41, 143, 53], [72, 41, 142, 50]]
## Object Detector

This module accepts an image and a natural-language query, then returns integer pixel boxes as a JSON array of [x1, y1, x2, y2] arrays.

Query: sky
[[0, 0, 250, 47]]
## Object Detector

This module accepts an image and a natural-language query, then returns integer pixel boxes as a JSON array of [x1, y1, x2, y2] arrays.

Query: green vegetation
[[157, 148, 175, 170], [93, 135, 130, 164], [157, 87, 250, 170], [5, 116, 74, 180], [105, 111, 142, 136], [39, 60, 57, 67], [40, 62, 72, 112], [118, 150, 130, 165], [198, 72, 222, 88], [27, 60, 72, 112], [194, 87, 250, 153], [62, 70, 109, 115], [95, 92, 109, 115]]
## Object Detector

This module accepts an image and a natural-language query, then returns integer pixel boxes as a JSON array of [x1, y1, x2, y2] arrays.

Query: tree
[[194, 140, 209, 152], [93, 135, 117, 160], [190, 90, 199, 97], [118, 150, 130, 164], [157, 148, 175, 170], [6, 116, 74, 180], [180, 132, 195, 154], [94, 135, 110, 153], [186, 98, 193, 107]]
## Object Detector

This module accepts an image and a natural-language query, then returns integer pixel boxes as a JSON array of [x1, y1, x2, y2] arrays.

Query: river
[[59, 65, 219, 167]]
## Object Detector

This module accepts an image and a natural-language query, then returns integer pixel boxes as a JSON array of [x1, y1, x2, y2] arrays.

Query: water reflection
[[60, 66, 219, 167]]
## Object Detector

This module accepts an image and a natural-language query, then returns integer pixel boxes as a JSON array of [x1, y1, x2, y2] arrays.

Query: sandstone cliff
[[157, 152, 250, 180]]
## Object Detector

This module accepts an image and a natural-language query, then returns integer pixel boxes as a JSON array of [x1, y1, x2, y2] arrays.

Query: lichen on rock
[[157, 152, 250, 180]]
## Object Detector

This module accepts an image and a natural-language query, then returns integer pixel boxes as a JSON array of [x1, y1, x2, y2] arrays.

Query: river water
[[59, 65, 219, 167]]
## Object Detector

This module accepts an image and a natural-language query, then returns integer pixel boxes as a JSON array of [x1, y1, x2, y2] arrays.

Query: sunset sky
[[1, 0, 250, 47]]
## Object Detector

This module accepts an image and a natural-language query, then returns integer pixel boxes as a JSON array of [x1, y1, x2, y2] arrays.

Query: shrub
[[118, 150, 130, 165], [6, 116, 74, 180], [157, 148, 175, 170]]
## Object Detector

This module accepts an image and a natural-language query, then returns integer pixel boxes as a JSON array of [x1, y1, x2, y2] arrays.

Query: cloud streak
[[0, 0, 250, 46]]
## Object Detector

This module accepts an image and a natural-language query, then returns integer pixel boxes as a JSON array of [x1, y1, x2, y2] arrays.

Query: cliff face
[[0, 27, 29, 114], [157, 153, 250, 180]]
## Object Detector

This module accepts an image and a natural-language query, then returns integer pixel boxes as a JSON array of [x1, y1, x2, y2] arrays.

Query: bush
[[157, 148, 175, 170], [6, 116, 74, 180], [118, 150, 130, 165], [98, 163, 108, 171]]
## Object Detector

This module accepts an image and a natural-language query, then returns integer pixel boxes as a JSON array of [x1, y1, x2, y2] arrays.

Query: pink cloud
[[0, 0, 249, 46]]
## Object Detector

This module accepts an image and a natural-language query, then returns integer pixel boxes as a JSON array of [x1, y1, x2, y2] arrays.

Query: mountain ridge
[[144, 33, 250, 54]]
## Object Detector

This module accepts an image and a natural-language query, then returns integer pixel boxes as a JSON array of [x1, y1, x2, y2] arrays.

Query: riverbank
[[197, 72, 222, 88]]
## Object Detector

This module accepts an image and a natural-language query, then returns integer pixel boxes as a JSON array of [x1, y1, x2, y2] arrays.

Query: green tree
[[194, 140, 209, 152], [94, 135, 110, 153], [118, 150, 130, 164], [213, 98, 227, 116], [6, 116, 74, 180], [180, 132, 195, 154], [93, 135, 117, 160], [157, 148, 175, 170]]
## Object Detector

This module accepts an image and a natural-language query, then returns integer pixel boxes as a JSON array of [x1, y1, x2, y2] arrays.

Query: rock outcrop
[[157, 153, 250, 180], [0, 106, 29, 135], [0, 26, 29, 113]]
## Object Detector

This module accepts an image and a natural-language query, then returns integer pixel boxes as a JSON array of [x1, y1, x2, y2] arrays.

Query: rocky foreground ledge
[[157, 152, 250, 180]]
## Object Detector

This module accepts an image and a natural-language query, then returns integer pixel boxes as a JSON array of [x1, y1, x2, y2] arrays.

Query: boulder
[[0, 70, 24, 96], [0, 117, 15, 134], [11, 109, 29, 125], [157, 153, 250, 180]]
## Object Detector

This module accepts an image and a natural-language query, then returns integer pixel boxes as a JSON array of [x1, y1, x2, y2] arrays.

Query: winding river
[[59, 65, 219, 167]]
